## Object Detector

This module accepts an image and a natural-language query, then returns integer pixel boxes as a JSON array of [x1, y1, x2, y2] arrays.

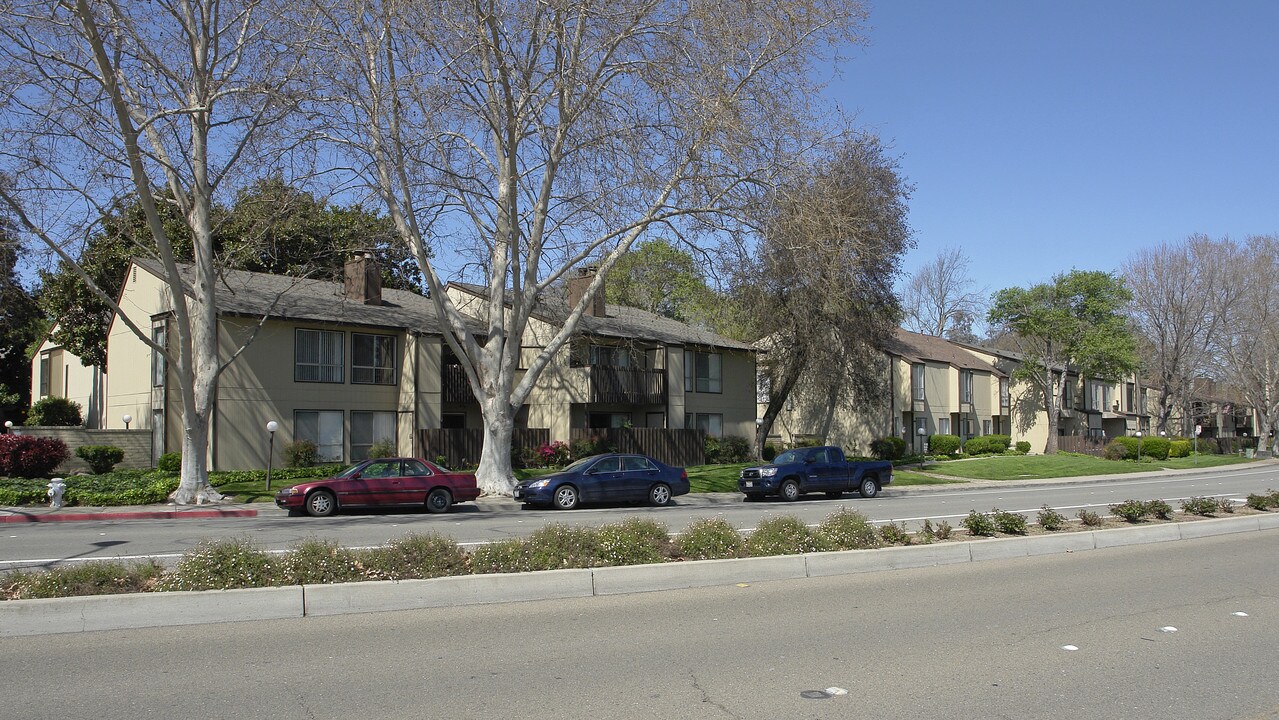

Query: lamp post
[[1135, 430, 1142, 461], [3, 420, 11, 433], [1194, 424, 1202, 466], [264, 421, 279, 492], [122, 414, 132, 430], [917, 425, 927, 455]]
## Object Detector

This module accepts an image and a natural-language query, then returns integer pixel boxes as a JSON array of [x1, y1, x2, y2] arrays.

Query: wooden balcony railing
[[589, 366, 665, 405], [442, 364, 474, 404]]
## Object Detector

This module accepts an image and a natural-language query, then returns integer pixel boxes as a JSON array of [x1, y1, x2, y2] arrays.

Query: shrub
[[991, 508, 1028, 535], [570, 435, 605, 460], [536, 441, 571, 467], [963, 435, 1010, 455], [816, 508, 881, 550], [157, 452, 182, 473], [1245, 493, 1275, 511], [1141, 437, 1171, 460], [158, 537, 275, 591], [933, 520, 953, 540], [1179, 496, 1219, 517], [75, 445, 125, 475], [1216, 497, 1236, 514], [595, 518, 672, 566], [358, 532, 468, 580], [1143, 499, 1174, 520], [675, 517, 743, 560], [0, 435, 70, 479], [283, 440, 318, 468], [0, 478, 50, 505], [522, 524, 601, 570], [1109, 499, 1148, 523], [917, 519, 936, 544], [762, 442, 779, 461], [1015, 441, 1031, 454], [66, 475, 179, 506], [1077, 508, 1103, 526], [1103, 440, 1130, 461], [960, 510, 996, 537], [24, 397, 82, 426], [274, 539, 367, 585], [745, 516, 823, 556], [878, 521, 911, 545], [1168, 440, 1191, 458], [928, 434, 961, 455], [367, 439, 397, 459], [2, 560, 163, 600], [706, 435, 751, 464], [469, 539, 532, 574], [869, 436, 907, 461], [1037, 506, 1067, 531]]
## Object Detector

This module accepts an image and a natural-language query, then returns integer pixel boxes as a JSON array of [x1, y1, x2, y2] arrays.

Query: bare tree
[[737, 133, 913, 457], [901, 247, 987, 341], [1122, 235, 1239, 435], [306, 0, 869, 494], [1209, 235, 1279, 454], [0, 0, 306, 502]]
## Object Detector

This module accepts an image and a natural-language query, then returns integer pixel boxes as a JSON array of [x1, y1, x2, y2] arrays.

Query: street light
[[122, 414, 132, 430], [1135, 430, 1143, 461], [917, 425, 927, 454], [3, 420, 11, 433], [264, 421, 279, 492]]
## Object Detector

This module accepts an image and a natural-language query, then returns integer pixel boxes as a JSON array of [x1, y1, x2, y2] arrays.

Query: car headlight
[[287, 487, 301, 495], [529, 479, 550, 489], [759, 467, 778, 477]]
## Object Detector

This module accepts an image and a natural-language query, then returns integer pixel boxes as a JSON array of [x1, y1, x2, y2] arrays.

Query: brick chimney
[[567, 265, 605, 317], [344, 253, 382, 305]]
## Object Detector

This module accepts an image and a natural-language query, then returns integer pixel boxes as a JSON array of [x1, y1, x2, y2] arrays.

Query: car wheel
[[780, 478, 801, 501], [858, 476, 879, 498], [286, 508, 305, 517], [553, 485, 579, 510], [426, 488, 452, 514], [648, 483, 672, 506], [743, 493, 764, 502], [305, 490, 336, 517], [825, 491, 843, 499]]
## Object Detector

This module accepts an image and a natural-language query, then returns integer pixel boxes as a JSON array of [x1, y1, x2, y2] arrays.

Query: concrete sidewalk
[[1, 458, 1272, 523]]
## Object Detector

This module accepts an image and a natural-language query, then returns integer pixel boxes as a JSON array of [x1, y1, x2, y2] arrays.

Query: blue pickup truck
[[738, 446, 893, 501]]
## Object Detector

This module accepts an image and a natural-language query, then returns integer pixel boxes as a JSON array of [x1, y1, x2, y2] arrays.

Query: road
[[2, 463, 1277, 569], [2, 530, 1276, 719]]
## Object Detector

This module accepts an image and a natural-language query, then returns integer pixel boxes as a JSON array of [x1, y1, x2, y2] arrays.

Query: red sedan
[[275, 457, 480, 517]]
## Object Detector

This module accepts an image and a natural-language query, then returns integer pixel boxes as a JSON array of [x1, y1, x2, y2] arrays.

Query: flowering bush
[[536, 440, 571, 467]]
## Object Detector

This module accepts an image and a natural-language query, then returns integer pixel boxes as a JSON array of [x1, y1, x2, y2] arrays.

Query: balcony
[[590, 366, 665, 405], [442, 364, 474, 404]]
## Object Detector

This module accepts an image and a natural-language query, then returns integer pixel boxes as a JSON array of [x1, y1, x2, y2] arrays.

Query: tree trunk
[[1042, 367, 1060, 454], [170, 409, 223, 504], [474, 412, 516, 496]]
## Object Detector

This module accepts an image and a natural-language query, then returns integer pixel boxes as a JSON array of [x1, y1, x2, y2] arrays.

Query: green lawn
[[890, 470, 964, 486], [916, 452, 1254, 481]]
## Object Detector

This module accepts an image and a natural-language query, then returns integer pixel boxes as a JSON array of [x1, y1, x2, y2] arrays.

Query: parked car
[[513, 453, 689, 510], [738, 446, 892, 501], [275, 457, 480, 517]]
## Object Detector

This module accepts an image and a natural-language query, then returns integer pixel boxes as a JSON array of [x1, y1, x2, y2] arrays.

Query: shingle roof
[[449, 281, 755, 351], [133, 257, 463, 333], [885, 328, 1006, 377]]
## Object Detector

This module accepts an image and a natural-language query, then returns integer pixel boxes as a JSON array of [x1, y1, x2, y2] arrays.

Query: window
[[684, 350, 722, 393], [351, 411, 396, 460], [960, 370, 973, 404], [589, 412, 631, 428], [622, 456, 655, 472], [1125, 383, 1136, 413], [39, 352, 50, 397], [151, 326, 166, 388], [1000, 378, 1010, 409], [295, 410, 344, 462], [590, 345, 631, 368], [404, 459, 433, 476], [352, 333, 397, 385], [1061, 376, 1074, 408], [939, 417, 951, 435], [911, 364, 925, 402], [915, 416, 927, 437], [591, 456, 622, 473], [685, 412, 723, 437], [756, 372, 771, 404], [296, 329, 344, 383], [983, 419, 992, 435]]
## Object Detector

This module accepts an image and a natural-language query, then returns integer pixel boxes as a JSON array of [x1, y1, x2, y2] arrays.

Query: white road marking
[[1061, 645, 1079, 651]]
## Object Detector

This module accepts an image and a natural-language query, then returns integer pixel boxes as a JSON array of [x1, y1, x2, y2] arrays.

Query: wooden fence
[[569, 427, 706, 468], [418, 428, 550, 469], [1055, 435, 1107, 456]]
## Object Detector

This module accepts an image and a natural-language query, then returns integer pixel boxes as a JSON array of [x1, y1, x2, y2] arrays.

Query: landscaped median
[[4, 492, 1279, 637]]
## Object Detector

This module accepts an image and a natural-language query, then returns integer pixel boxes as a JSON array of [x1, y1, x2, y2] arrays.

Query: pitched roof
[[448, 281, 755, 351], [132, 257, 465, 333], [885, 328, 1006, 377]]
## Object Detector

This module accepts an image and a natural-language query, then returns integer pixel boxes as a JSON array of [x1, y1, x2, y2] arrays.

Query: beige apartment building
[[81, 257, 754, 470], [29, 329, 106, 429]]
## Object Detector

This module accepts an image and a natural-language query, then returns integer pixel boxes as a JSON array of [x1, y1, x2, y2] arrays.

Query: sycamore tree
[[0, 0, 309, 503], [902, 246, 987, 342], [988, 270, 1139, 454], [0, 217, 43, 425], [307, 0, 870, 494], [735, 132, 913, 457]]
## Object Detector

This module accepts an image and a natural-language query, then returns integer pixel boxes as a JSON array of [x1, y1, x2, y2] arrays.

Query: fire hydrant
[[47, 478, 67, 510]]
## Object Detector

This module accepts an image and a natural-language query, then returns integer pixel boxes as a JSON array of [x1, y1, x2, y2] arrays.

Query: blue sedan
[[513, 454, 689, 510]]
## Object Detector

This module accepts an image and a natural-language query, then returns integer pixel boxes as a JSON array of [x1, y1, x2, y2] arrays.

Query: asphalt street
[[2, 530, 1276, 719], [2, 462, 1277, 570]]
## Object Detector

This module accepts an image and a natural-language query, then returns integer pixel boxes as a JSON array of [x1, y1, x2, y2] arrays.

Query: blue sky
[[834, 0, 1279, 294]]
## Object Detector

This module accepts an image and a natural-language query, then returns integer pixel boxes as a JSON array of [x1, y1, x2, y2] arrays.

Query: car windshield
[[772, 449, 808, 464], [335, 462, 367, 479], [562, 456, 598, 472]]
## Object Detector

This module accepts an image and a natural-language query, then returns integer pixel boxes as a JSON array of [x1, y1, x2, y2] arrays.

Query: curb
[[4, 513, 1277, 637], [0, 508, 259, 523]]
